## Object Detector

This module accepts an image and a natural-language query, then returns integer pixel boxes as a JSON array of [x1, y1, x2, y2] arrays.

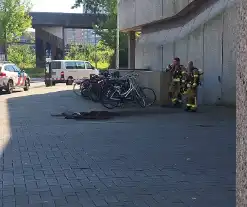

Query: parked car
[[0, 61, 30, 94], [45, 60, 99, 86]]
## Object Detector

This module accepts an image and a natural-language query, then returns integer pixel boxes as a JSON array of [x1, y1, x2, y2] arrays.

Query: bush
[[65, 41, 114, 69], [7, 44, 35, 68]]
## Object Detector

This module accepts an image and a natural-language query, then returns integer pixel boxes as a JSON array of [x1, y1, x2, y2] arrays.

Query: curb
[[30, 83, 45, 89]]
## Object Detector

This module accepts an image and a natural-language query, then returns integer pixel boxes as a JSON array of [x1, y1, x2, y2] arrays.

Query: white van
[[46, 60, 99, 86]]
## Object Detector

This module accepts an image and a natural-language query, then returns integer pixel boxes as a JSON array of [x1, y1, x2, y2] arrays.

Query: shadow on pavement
[[0, 88, 236, 206]]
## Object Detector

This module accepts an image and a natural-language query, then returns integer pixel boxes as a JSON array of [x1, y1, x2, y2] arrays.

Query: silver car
[[0, 61, 30, 94]]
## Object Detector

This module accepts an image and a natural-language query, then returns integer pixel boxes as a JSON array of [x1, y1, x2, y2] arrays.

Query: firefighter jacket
[[166, 64, 186, 82], [186, 67, 201, 88]]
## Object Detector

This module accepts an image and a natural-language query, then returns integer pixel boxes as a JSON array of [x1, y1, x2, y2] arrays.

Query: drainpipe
[[161, 45, 164, 71]]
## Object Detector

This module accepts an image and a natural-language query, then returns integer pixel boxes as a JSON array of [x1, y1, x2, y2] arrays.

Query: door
[[65, 61, 88, 80], [75, 61, 88, 79], [4, 65, 18, 86], [85, 62, 98, 76], [64, 61, 77, 79], [12, 65, 27, 87], [203, 14, 223, 104], [51, 61, 62, 79]]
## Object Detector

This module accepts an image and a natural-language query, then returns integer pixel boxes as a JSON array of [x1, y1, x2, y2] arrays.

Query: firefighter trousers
[[185, 87, 198, 110], [169, 81, 181, 104]]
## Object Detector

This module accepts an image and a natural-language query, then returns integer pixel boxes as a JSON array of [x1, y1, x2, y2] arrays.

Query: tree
[[0, 0, 32, 58], [72, 0, 128, 67], [7, 45, 35, 68], [65, 42, 114, 69]]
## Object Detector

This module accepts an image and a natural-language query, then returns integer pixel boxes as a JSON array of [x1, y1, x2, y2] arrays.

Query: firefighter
[[184, 61, 203, 112], [166, 57, 186, 106]]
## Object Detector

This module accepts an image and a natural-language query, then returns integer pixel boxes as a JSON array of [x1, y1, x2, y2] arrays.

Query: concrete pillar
[[128, 31, 136, 69], [51, 43, 56, 60], [237, 0, 247, 206], [35, 29, 45, 68]]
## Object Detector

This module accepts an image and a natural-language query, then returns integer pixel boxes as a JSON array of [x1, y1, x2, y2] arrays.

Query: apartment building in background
[[118, 0, 236, 106], [81, 3, 103, 45], [64, 28, 84, 45], [82, 29, 101, 45]]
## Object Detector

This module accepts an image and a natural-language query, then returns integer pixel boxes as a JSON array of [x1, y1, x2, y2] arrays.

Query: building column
[[35, 28, 45, 68], [237, 0, 247, 206], [128, 31, 136, 69]]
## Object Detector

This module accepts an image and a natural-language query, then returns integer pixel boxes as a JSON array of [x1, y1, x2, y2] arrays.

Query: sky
[[27, 0, 83, 31], [30, 0, 83, 13]]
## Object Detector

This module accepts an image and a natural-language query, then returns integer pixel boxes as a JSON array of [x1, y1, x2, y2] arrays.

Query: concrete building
[[82, 29, 101, 45], [82, 4, 102, 45], [119, 0, 236, 105], [64, 28, 84, 45]]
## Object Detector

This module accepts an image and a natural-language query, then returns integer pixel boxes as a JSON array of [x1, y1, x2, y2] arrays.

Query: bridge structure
[[29, 12, 107, 67]]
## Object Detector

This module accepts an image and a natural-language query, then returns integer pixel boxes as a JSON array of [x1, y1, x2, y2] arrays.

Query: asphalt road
[[0, 85, 235, 207], [30, 78, 45, 89]]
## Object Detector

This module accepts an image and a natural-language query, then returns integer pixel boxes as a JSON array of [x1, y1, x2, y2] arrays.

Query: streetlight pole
[[116, 0, 120, 69], [94, 31, 97, 68]]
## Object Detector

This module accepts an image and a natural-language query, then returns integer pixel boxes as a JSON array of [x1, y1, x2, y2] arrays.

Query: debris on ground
[[51, 111, 119, 120]]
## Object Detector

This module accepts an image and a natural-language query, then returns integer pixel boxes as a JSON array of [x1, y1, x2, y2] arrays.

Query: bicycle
[[101, 72, 156, 109], [73, 79, 86, 96]]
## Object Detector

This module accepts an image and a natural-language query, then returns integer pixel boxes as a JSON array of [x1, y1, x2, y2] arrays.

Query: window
[[12, 65, 21, 72], [51, 61, 61, 69], [65, 61, 76, 69], [85, 62, 94, 69], [4, 65, 15, 72], [65, 61, 85, 69], [75, 61, 85, 69]]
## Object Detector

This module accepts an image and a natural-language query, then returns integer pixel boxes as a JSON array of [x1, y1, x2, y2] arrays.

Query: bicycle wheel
[[101, 87, 119, 109], [73, 83, 82, 96], [89, 84, 101, 102], [140, 87, 156, 107], [135, 91, 146, 108]]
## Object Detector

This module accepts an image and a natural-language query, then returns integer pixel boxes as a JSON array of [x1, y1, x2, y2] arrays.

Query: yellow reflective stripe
[[194, 75, 199, 77], [191, 105, 197, 108], [172, 98, 177, 102], [173, 78, 180, 81], [186, 104, 192, 107]]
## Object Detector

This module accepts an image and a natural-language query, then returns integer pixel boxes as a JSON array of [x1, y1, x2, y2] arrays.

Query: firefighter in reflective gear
[[180, 69, 189, 96], [184, 61, 203, 112], [166, 57, 186, 105]]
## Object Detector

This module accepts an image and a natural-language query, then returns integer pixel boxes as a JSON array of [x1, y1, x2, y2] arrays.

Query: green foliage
[[65, 42, 114, 69], [0, 0, 32, 43], [22, 31, 35, 43], [72, 0, 128, 67], [7, 45, 35, 68]]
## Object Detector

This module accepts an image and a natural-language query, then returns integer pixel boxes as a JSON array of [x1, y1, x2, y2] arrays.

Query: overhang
[[120, 0, 218, 32], [29, 12, 107, 29]]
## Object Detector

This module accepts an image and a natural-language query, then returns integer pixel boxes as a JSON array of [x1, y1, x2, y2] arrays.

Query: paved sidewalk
[[0, 86, 235, 207]]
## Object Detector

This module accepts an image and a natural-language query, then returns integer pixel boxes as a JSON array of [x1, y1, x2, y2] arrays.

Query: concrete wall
[[35, 27, 65, 67], [119, 0, 192, 30], [42, 27, 64, 39], [135, 0, 236, 105], [109, 70, 172, 105]]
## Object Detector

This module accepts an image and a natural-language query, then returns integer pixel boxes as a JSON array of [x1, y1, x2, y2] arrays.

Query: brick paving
[[0, 85, 235, 207]]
